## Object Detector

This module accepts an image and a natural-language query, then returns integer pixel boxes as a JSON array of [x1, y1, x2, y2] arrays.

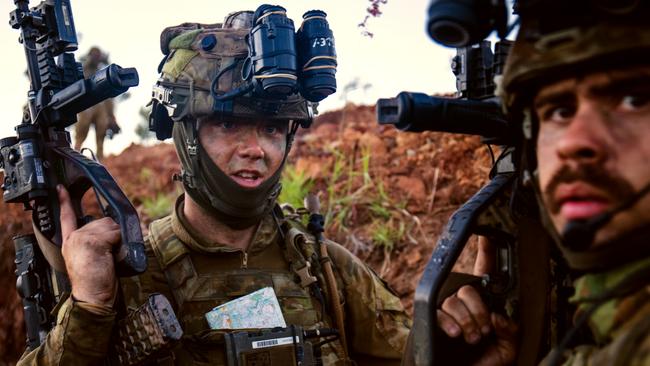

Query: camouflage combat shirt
[[17, 196, 411, 366], [542, 256, 650, 366]]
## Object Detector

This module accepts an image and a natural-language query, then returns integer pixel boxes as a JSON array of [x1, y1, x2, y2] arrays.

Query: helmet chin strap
[[173, 119, 298, 230], [520, 110, 650, 272]]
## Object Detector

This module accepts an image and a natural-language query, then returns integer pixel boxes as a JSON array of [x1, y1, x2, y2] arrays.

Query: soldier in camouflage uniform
[[17, 8, 410, 366], [74, 46, 120, 161], [435, 1, 650, 365]]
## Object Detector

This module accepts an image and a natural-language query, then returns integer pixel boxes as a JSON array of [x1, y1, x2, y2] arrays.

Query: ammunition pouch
[[112, 293, 183, 366]]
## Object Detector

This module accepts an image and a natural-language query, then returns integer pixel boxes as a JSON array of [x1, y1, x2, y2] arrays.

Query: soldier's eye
[[620, 93, 650, 111], [221, 121, 236, 130], [539, 105, 575, 123], [264, 125, 278, 134]]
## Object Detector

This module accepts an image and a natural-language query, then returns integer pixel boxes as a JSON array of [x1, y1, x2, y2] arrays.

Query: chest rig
[[146, 207, 346, 365]]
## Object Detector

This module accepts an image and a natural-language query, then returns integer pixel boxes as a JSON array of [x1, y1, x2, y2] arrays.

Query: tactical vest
[[146, 210, 346, 365]]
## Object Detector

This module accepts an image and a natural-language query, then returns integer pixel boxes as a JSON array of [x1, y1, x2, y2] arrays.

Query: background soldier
[[436, 1, 650, 365], [74, 46, 121, 161], [17, 8, 410, 366]]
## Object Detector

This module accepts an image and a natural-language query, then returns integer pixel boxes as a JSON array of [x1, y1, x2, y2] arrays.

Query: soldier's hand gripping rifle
[[1, 0, 146, 351], [377, 39, 572, 365]]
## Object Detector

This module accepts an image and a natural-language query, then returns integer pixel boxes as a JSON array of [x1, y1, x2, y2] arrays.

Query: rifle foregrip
[[113, 293, 183, 366]]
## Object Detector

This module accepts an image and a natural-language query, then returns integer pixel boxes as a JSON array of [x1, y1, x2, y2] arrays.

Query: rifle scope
[[376, 91, 511, 144]]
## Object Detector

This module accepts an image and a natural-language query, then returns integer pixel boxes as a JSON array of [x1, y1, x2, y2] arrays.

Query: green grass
[[279, 164, 315, 209], [142, 192, 175, 219], [319, 146, 413, 251], [280, 144, 417, 252]]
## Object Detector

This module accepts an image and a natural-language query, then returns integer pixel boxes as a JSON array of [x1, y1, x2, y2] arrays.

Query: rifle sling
[[32, 221, 67, 274]]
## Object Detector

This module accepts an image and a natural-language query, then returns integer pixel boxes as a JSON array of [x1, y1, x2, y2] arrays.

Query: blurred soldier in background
[[74, 46, 121, 161]]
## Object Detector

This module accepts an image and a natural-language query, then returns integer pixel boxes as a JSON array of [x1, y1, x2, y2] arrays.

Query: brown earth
[[0, 103, 491, 365]]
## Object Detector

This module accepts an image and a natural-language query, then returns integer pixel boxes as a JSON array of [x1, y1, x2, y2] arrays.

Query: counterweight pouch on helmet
[[224, 325, 338, 366]]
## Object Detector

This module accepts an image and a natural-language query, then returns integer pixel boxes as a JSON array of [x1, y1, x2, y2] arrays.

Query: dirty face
[[534, 65, 650, 246], [198, 117, 288, 188]]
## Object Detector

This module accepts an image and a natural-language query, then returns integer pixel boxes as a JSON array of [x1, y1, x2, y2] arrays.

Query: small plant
[[142, 192, 174, 220], [279, 164, 314, 209], [316, 144, 417, 253], [139, 167, 154, 182]]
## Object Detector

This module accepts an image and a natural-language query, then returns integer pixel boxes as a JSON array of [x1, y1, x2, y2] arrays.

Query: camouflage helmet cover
[[154, 12, 312, 123], [499, 1, 650, 110]]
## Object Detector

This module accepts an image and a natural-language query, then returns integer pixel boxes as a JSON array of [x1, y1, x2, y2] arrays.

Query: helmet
[[150, 10, 315, 139], [149, 7, 337, 229], [500, 0, 650, 111]]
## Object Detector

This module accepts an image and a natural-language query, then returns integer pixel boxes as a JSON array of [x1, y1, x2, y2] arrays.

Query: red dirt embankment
[[0, 103, 491, 364]]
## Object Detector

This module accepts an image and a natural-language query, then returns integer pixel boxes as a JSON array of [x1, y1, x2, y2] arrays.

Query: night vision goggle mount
[[149, 4, 338, 141]]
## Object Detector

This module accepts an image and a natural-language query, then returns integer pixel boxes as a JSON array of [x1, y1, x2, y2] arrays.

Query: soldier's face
[[199, 118, 288, 188], [534, 65, 650, 246]]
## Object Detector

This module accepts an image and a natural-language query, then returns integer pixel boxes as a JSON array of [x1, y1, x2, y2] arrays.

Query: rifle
[[1, 1, 181, 360], [377, 41, 573, 365]]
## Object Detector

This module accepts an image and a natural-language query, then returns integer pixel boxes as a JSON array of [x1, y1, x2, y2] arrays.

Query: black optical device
[[296, 10, 337, 102], [219, 4, 338, 103], [427, 0, 508, 47], [246, 5, 299, 97], [246, 5, 338, 102], [377, 40, 513, 145]]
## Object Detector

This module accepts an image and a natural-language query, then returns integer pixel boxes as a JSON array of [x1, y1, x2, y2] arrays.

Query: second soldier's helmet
[[499, 0, 650, 112]]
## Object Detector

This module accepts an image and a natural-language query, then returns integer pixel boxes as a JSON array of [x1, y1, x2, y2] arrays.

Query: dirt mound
[[292, 104, 491, 311], [0, 103, 492, 363]]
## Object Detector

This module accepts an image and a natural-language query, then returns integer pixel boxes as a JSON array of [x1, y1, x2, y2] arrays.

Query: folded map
[[205, 287, 287, 330]]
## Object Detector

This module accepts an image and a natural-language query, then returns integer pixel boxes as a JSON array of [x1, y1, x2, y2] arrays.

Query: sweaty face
[[534, 65, 650, 246], [198, 117, 288, 189]]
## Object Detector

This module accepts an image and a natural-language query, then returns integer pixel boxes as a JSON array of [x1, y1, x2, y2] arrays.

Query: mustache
[[543, 165, 635, 214]]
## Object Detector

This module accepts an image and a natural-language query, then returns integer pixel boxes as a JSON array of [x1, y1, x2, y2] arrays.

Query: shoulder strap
[[275, 206, 320, 289], [148, 216, 196, 310], [277, 205, 352, 362], [149, 216, 190, 270]]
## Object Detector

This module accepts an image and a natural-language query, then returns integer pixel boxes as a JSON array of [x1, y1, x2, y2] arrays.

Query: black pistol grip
[[54, 147, 147, 277]]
